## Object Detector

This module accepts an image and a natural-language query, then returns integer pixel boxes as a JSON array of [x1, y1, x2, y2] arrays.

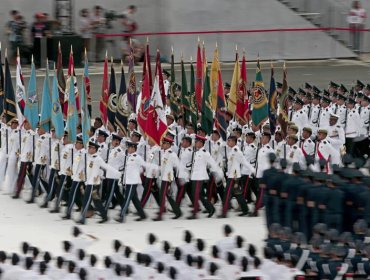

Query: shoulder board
[[308, 139, 312, 143]]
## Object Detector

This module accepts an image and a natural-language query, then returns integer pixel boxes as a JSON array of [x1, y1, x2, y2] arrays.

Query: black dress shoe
[[135, 216, 146, 221], [12, 194, 19, 199], [208, 208, 215, 218], [238, 211, 249, 217], [26, 199, 35, 204], [114, 217, 123, 223], [202, 210, 208, 214], [40, 202, 48, 208], [217, 214, 227, 219], [248, 211, 258, 217], [172, 213, 182, 220], [98, 217, 108, 224], [186, 214, 197, 220], [62, 215, 71, 220], [49, 208, 60, 213], [76, 219, 85, 225], [152, 217, 162, 221]]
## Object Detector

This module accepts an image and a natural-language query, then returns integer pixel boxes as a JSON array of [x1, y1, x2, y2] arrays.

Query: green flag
[[169, 51, 180, 117], [201, 67, 213, 134], [189, 61, 198, 129], [181, 59, 190, 124], [251, 58, 268, 127]]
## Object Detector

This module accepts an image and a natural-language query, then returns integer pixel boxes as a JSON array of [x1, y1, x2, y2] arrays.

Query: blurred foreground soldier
[[115, 141, 152, 223], [76, 141, 120, 224], [13, 120, 35, 198], [327, 114, 345, 152], [325, 175, 344, 232], [187, 135, 219, 219], [153, 137, 181, 221], [218, 135, 253, 218]]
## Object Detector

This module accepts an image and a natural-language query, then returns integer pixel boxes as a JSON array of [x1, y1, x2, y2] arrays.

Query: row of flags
[[0, 39, 291, 149]]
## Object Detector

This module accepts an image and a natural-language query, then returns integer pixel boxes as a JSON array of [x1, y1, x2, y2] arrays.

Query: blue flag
[[107, 62, 117, 128], [80, 77, 90, 146], [65, 67, 78, 143], [40, 62, 52, 132], [51, 68, 64, 139], [114, 62, 128, 135], [24, 60, 39, 130]]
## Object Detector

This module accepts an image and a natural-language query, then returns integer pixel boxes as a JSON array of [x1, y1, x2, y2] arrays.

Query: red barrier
[[95, 27, 370, 38]]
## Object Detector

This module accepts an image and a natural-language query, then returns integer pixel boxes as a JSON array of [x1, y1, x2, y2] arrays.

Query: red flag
[[195, 42, 203, 110], [99, 53, 109, 125], [154, 49, 166, 104], [63, 47, 80, 116], [56, 42, 66, 117], [145, 75, 168, 145], [137, 63, 151, 132], [236, 52, 249, 125]]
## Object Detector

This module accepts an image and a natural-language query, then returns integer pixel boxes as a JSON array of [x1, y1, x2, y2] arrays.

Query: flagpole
[[4, 48, 8, 154]]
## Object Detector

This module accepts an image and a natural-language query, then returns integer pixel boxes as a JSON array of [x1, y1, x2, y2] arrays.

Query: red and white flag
[[15, 52, 25, 124]]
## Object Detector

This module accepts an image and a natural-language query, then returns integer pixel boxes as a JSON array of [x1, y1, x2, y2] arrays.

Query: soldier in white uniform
[[0, 116, 11, 186], [219, 135, 254, 218], [28, 127, 50, 203], [285, 135, 306, 173], [309, 92, 321, 135], [175, 136, 193, 205], [318, 96, 332, 128], [356, 95, 370, 157], [163, 69, 170, 96], [240, 130, 257, 203], [314, 128, 336, 173], [291, 98, 308, 135], [4, 119, 21, 195], [13, 120, 35, 198], [345, 97, 361, 157], [326, 114, 345, 152], [187, 135, 220, 219], [115, 141, 156, 223], [153, 137, 182, 221], [140, 138, 161, 208], [335, 94, 347, 125], [300, 127, 315, 157], [77, 141, 121, 224], [62, 136, 86, 220]]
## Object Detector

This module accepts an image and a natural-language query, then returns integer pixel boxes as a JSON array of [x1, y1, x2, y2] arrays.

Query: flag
[[51, 67, 64, 139], [251, 58, 268, 127], [114, 60, 129, 136], [236, 52, 249, 125], [83, 49, 91, 117], [215, 60, 228, 141], [4, 53, 18, 125], [107, 59, 117, 129], [137, 61, 151, 132], [268, 64, 278, 135], [65, 65, 78, 143], [201, 67, 213, 134], [127, 43, 137, 113], [100, 53, 109, 125], [0, 43, 4, 116], [80, 76, 90, 146], [278, 63, 289, 137], [228, 52, 239, 115], [64, 47, 79, 117], [181, 58, 190, 124], [56, 42, 66, 116], [210, 47, 220, 111], [145, 75, 168, 145], [24, 58, 39, 130], [195, 42, 203, 110], [189, 61, 198, 129], [145, 41, 153, 91], [15, 49, 25, 113], [40, 61, 52, 132], [154, 49, 166, 105], [169, 50, 180, 117]]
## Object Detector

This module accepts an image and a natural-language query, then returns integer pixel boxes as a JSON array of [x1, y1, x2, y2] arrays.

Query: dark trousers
[[254, 178, 264, 212], [175, 179, 192, 205], [345, 137, 355, 157], [325, 213, 342, 233], [118, 184, 146, 220], [15, 161, 33, 195], [43, 168, 58, 204], [79, 185, 106, 223], [53, 175, 71, 211], [206, 175, 218, 203], [158, 181, 181, 218], [65, 181, 83, 216], [141, 176, 161, 208], [191, 180, 215, 215], [222, 178, 249, 216], [104, 179, 124, 212], [30, 164, 47, 201]]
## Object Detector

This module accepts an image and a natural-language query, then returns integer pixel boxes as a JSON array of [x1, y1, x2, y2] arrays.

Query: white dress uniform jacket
[[106, 146, 126, 179], [122, 152, 156, 185], [190, 148, 219, 181], [34, 133, 51, 165], [256, 144, 275, 179], [226, 145, 254, 179], [20, 129, 35, 162], [59, 144, 74, 176], [160, 148, 179, 182], [71, 148, 86, 182], [86, 153, 121, 185], [241, 142, 257, 175], [50, 139, 62, 170], [327, 124, 345, 151], [345, 108, 361, 138]]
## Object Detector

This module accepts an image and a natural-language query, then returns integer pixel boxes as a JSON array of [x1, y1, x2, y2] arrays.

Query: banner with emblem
[[24, 57, 39, 130], [251, 58, 268, 127], [40, 60, 52, 132], [0, 43, 4, 116], [99, 52, 109, 125], [189, 61, 198, 129], [210, 46, 220, 111], [268, 64, 278, 135], [64, 47, 80, 117], [51, 66, 64, 139], [114, 60, 129, 136], [127, 42, 137, 113], [201, 66, 213, 134], [107, 59, 117, 129], [56, 42, 66, 117], [15, 49, 25, 114], [65, 64, 78, 143]]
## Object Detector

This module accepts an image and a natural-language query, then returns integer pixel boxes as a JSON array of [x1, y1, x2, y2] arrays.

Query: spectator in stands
[[5, 10, 27, 64], [79, 8, 92, 61], [90, 5, 106, 61], [31, 12, 50, 67], [348, 0, 367, 53]]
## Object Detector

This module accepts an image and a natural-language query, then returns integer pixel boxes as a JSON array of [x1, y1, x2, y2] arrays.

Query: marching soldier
[[314, 129, 335, 173], [300, 127, 315, 157], [153, 137, 182, 221], [240, 130, 257, 202], [0, 115, 11, 185], [292, 97, 309, 135], [62, 136, 86, 220], [309, 92, 321, 135], [345, 97, 361, 157], [357, 95, 370, 158], [77, 141, 121, 224], [327, 114, 345, 152], [175, 136, 193, 205], [285, 135, 306, 173], [318, 96, 332, 128], [336, 94, 347, 125]]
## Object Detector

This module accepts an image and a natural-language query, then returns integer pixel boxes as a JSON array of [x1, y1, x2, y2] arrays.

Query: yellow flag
[[210, 47, 220, 110], [228, 52, 240, 114]]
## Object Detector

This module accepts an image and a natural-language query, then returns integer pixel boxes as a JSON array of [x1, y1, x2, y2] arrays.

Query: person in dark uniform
[[325, 175, 345, 233]]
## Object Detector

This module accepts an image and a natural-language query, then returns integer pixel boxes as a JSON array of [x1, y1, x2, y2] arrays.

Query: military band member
[[77, 141, 121, 224]]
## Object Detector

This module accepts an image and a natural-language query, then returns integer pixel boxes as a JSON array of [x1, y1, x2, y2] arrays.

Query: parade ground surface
[[1, 58, 370, 255]]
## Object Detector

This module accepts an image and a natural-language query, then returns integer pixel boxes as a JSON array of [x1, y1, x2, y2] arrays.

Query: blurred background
[[1, 0, 370, 66]]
